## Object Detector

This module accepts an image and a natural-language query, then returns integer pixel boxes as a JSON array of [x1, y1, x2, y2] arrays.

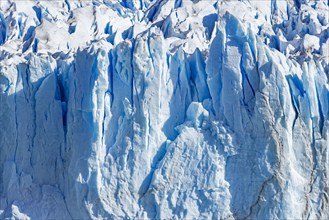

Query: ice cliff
[[0, 0, 329, 219]]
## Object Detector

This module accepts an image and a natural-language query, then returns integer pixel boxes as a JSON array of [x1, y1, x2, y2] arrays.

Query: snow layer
[[0, 0, 329, 219]]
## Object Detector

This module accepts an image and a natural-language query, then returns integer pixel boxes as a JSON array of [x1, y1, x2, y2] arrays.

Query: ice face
[[0, 0, 329, 219]]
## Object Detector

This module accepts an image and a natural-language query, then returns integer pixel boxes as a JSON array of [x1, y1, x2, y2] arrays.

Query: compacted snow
[[0, 0, 329, 219]]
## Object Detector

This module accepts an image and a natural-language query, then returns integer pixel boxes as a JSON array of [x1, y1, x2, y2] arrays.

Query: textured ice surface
[[0, 0, 329, 219]]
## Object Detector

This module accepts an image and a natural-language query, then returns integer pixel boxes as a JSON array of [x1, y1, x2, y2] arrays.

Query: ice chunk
[[303, 34, 320, 52], [186, 102, 208, 127]]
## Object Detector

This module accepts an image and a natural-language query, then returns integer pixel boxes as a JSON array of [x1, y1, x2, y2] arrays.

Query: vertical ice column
[[64, 47, 109, 218]]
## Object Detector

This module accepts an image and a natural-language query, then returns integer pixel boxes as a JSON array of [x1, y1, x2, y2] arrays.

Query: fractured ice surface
[[0, 0, 329, 219]]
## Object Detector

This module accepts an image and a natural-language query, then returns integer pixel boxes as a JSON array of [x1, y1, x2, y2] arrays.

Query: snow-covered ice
[[0, 0, 329, 219]]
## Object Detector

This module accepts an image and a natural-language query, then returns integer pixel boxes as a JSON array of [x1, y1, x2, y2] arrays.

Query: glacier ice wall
[[0, 0, 329, 219]]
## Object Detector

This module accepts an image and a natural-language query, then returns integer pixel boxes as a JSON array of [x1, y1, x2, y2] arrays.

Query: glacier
[[0, 0, 329, 219]]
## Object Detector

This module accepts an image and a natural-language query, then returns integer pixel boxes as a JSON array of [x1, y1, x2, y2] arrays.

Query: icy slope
[[0, 0, 329, 219]]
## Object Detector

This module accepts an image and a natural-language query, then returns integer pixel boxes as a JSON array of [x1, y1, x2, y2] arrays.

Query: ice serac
[[0, 0, 329, 219]]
